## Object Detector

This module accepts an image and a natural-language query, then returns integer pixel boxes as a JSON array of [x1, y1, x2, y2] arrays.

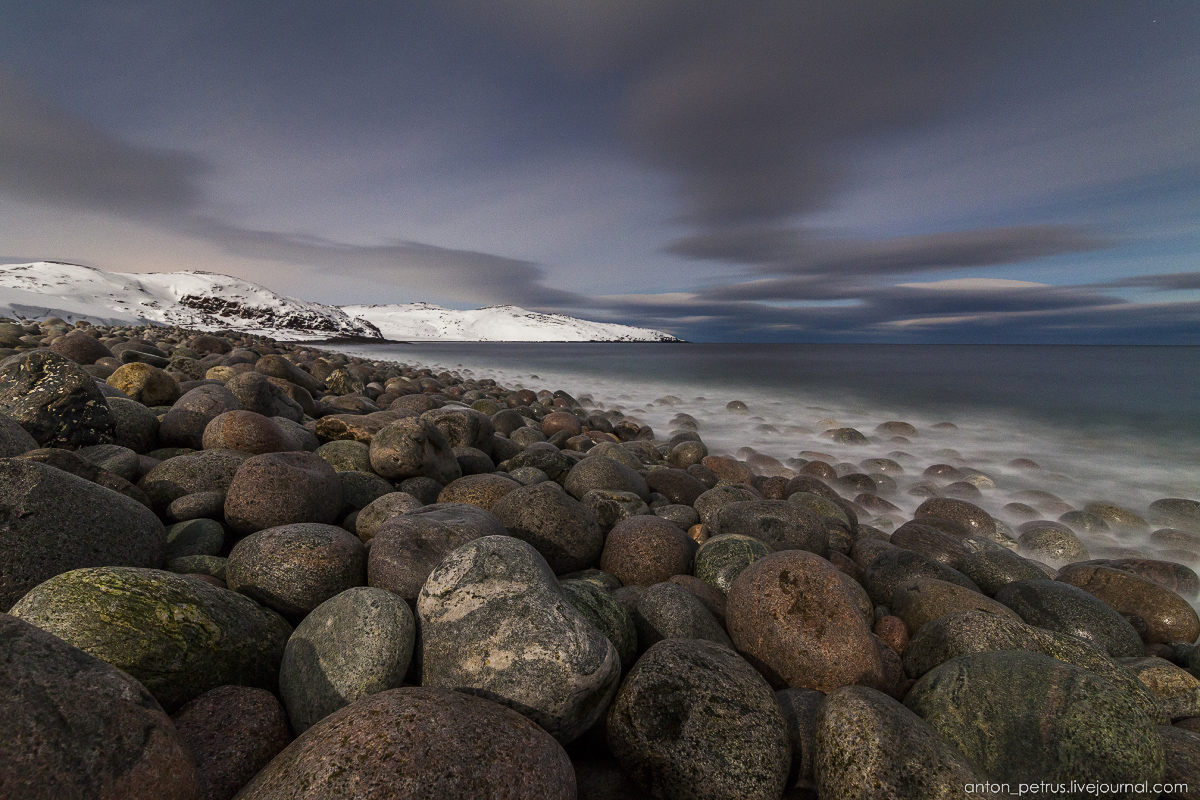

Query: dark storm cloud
[[0, 71, 206, 215], [1094, 272, 1200, 291]]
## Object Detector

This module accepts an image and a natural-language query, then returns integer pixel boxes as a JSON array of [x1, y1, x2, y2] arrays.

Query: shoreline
[[1, 318, 1197, 795]]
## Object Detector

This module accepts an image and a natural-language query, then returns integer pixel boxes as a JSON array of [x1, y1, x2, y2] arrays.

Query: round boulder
[[564, 456, 650, 502], [226, 523, 367, 622], [279, 587, 415, 734], [606, 638, 790, 800], [9, 566, 292, 711], [709, 499, 829, 556], [418, 535, 620, 744], [694, 533, 771, 593], [600, 515, 695, 587], [202, 410, 292, 455], [224, 451, 344, 535], [234, 687, 575, 800], [0, 351, 115, 447], [995, 578, 1145, 658], [437, 472, 521, 511], [491, 481, 604, 574], [159, 384, 241, 449], [369, 417, 461, 484], [107, 361, 181, 407]]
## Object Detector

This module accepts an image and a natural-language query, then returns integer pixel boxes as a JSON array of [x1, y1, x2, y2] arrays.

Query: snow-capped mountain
[[0, 262, 381, 339], [344, 302, 682, 342], [0, 262, 683, 342]]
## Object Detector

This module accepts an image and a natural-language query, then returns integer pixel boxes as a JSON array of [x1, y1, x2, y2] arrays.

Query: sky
[[1, 1, 1199, 343]]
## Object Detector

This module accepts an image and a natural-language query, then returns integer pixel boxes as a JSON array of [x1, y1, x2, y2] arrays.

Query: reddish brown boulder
[[172, 685, 291, 800], [875, 615, 909, 656], [437, 473, 521, 511], [1057, 562, 1200, 644], [202, 410, 292, 455], [541, 410, 583, 438], [726, 550, 886, 692], [600, 516, 695, 587], [701, 455, 755, 484], [234, 687, 575, 799]]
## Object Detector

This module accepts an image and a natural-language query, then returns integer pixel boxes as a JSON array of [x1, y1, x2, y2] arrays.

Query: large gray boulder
[[9, 566, 292, 711], [369, 417, 461, 484], [0, 612, 200, 800], [0, 459, 166, 610], [418, 535, 620, 744], [158, 384, 241, 449], [606, 638, 791, 800], [279, 587, 415, 734]]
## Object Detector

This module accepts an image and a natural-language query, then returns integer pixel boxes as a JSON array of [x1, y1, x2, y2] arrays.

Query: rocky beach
[[1, 317, 1199, 800]]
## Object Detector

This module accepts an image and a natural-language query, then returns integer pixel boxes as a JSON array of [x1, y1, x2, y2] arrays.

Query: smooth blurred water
[[335, 341, 1200, 563]]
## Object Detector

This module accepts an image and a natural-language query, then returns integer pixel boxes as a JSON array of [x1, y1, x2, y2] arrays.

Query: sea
[[335, 342, 1200, 563]]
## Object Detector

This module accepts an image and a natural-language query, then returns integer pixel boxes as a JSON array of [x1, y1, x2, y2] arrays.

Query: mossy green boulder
[[693, 533, 770, 592], [10, 566, 291, 711]]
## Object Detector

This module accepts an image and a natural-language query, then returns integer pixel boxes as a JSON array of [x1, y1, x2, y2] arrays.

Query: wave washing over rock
[[0, 261, 681, 342], [0, 316, 1196, 798]]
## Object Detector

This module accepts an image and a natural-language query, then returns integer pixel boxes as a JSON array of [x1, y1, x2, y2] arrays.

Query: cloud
[[1094, 272, 1200, 291], [0, 71, 207, 216], [0, 70, 581, 308]]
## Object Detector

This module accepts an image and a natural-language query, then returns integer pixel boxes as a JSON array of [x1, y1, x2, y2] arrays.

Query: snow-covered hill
[[0, 261, 683, 342], [344, 302, 681, 342], [0, 262, 382, 339]]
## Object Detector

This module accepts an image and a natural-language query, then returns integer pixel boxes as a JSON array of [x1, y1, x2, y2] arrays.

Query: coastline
[[0, 319, 1195, 796]]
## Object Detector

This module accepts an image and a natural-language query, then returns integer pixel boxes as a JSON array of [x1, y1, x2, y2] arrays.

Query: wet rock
[[708, 499, 829, 557], [693, 484, 761, 526], [369, 417, 462, 484], [915, 497, 997, 540], [905, 651, 1164, 793], [77, 441, 141, 481], [606, 638, 790, 800], [436, 472, 521, 510], [889, 576, 1021, 634], [600, 515, 694, 586], [541, 410, 583, 438], [0, 459, 166, 610], [313, 412, 391, 444], [861, 547, 982, 607], [1149, 498, 1200, 532], [279, 586, 415, 734], [654, 503, 700, 529], [224, 451, 344, 535], [562, 578, 638, 671], [418, 535, 620, 743], [1018, 523, 1089, 567], [0, 351, 115, 446], [491, 481, 604, 574], [1084, 502, 1150, 534], [1057, 562, 1200, 644], [727, 550, 886, 692], [890, 521, 972, 569], [1086, 558, 1200, 601], [958, 549, 1052, 596], [367, 503, 507, 601], [171, 685, 291, 800], [995, 578, 1144, 658], [694, 533, 771, 593], [632, 580, 732, 652], [564, 456, 650, 502], [10, 566, 291, 711], [701, 455, 755, 484], [815, 685, 992, 800], [0, 612, 200, 800], [226, 523, 366, 622], [1121, 657, 1200, 721]]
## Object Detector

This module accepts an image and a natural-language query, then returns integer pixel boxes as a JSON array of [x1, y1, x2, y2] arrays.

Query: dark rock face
[[0, 351, 115, 446], [255, 354, 324, 393], [958, 549, 1051, 596], [420, 406, 495, 454], [905, 651, 1164, 793], [139, 449, 248, 508], [1149, 498, 1200, 531], [1057, 562, 1200, 645], [224, 451, 344, 535], [226, 523, 367, 622], [234, 687, 576, 800], [418, 535, 620, 744], [815, 685, 992, 799], [108, 396, 161, 452], [369, 417, 462, 484], [159, 385, 242, 449], [889, 576, 1021, 635], [0, 612, 201, 800], [0, 410, 38, 456], [15, 446, 152, 507], [0, 458, 166, 610], [606, 638, 791, 800], [632, 580, 732, 653], [171, 685, 291, 800], [915, 497, 997, 539], [491, 481, 605, 574], [861, 548, 981, 607], [708, 499, 829, 556], [995, 578, 1145, 658], [367, 503, 507, 601], [645, 468, 708, 506], [279, 586, 415, 734], [726, 550, 885, 692], [9, 566, 292, 712]]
